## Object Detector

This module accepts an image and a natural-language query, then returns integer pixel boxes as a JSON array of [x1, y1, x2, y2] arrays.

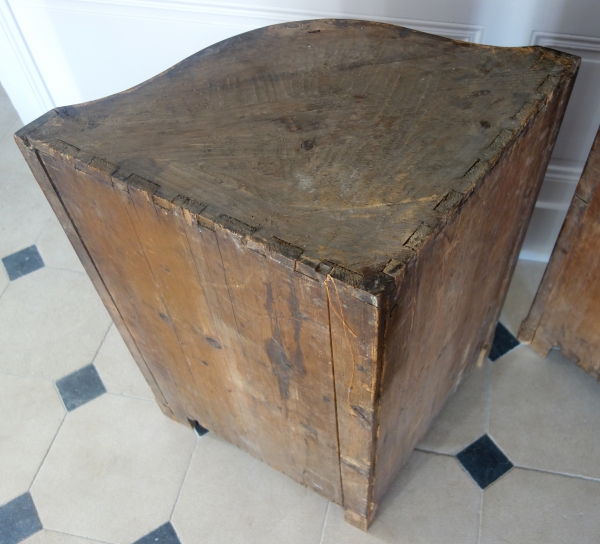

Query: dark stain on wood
[[14, 19, 579, 530], [265, 281, 306, 405]]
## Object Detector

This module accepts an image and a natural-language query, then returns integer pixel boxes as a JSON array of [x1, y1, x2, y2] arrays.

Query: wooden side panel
[[372, 74, 575, 506], [180, 222, 263, 457], [14, 140, 179, 421], [518, 194, 588, 346], [215, 228, 343, 502], [524, 161, 600, 379], [518, 126, 600, 356], [327, 278, 381, 528], [38, 152, 198, 421], [120, 186, 249, 447], [35, 152, 343, 502], [574, 126, 600, 203]]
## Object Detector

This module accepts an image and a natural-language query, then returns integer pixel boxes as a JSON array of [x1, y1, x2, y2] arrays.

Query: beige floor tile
[[0, 373, 64, 505], [321, 451, 480, 544], [489, 346, 600, 479], [500, 259, 547, 336], [417, 360, 491, 455], [480, 468, 600, 544], [37, 219, 86, 273], [172, 434, 329, 544], [0, 170, 54, 258], [94, 324, 154, 400], [24, 529, 108, 544], [0, 267, 111, 380], [0, 125, 30, 175], [0, 95, 20, 139], [31, 394, 196, 544]]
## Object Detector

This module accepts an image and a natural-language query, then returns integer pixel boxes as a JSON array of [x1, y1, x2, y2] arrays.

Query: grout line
[[89, 321, 114, 367], [169, 435, 199, 521], [42, 529, 113, 544], [413, 447, 456, 457], [51, 320, 114, 412], [34, 219, 51, 245], [318, 501, 331, 544], [514, 464, 600, 483], [0, 277, 10, 300], [0, 369, 60, 384], [104, 390, 157, 403], [43, 264, 87, 275], [29, 412, 66, 491]]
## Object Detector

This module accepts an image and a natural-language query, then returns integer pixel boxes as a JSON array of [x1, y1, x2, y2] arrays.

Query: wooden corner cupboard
[[520, 125, 600, 380], [15, 20, 578, 530]]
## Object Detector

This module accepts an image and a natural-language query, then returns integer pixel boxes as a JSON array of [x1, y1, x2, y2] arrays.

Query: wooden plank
[[37, 152, 195, 421], [519, 126, 600, 349], [372, 69, 577, 509], [327, 277, 382, 529], [521, 126, 600, 378], [179, 218, 265, 458], [122, 184, 249, 445], [518, 195, 588, 347], [215, 227, 343, 502], [13, 137, 181, 421]]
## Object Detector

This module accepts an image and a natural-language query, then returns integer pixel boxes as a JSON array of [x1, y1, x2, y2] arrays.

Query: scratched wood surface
[[372, 74, 576, 512], [19, 19, 576, 282], [519, 126, 600, 379], [15, 19, 579, 529]]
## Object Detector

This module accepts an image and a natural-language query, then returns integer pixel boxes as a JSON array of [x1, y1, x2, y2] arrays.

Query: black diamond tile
[[56, 364, 106, 411], [0, 493, 42, 544], [133, 522, 181, 544], [488, 322, 520, 361], [193, 420, 209, 437], [2, 246, 44, 281], [457, 434, 513, 489]]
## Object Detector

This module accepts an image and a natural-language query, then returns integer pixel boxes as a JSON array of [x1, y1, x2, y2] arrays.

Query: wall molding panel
[[0, 0, 54, 120], [537, 162, 582, 212], [531, 31, 600, 58], [20, 0, 484, 42]]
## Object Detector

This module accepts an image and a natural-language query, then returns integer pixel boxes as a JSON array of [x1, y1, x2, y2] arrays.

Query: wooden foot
[[529, 328, 554, 358], [156, 401, 189, 426], [344, 504, 377, 531]]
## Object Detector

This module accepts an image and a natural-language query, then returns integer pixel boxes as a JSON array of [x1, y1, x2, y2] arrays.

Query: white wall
[[2, 0, 600, 261]]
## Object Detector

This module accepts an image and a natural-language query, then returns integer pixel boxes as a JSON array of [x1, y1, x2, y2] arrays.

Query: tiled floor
[[1, 86, 600, 544]]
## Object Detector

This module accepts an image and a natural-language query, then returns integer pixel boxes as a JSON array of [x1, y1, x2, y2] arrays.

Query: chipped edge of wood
[[18, 57, 577, 305], [400, 64, 578, 294], [19, 135, 398, 305]]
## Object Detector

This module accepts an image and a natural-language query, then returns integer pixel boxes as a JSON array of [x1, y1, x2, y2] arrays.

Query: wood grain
[[20, 19, 576, 282], [14, 19, 579, 529], [372, 73, 576, 506], [520, 126, 600, 379], [327, 277, 384, 528]]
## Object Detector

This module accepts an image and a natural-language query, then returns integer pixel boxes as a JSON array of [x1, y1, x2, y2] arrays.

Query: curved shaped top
[[20, 19, 577, 286]]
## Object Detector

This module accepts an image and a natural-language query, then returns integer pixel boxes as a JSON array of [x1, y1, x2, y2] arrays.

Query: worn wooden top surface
[[19, 19, 578, 290]]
